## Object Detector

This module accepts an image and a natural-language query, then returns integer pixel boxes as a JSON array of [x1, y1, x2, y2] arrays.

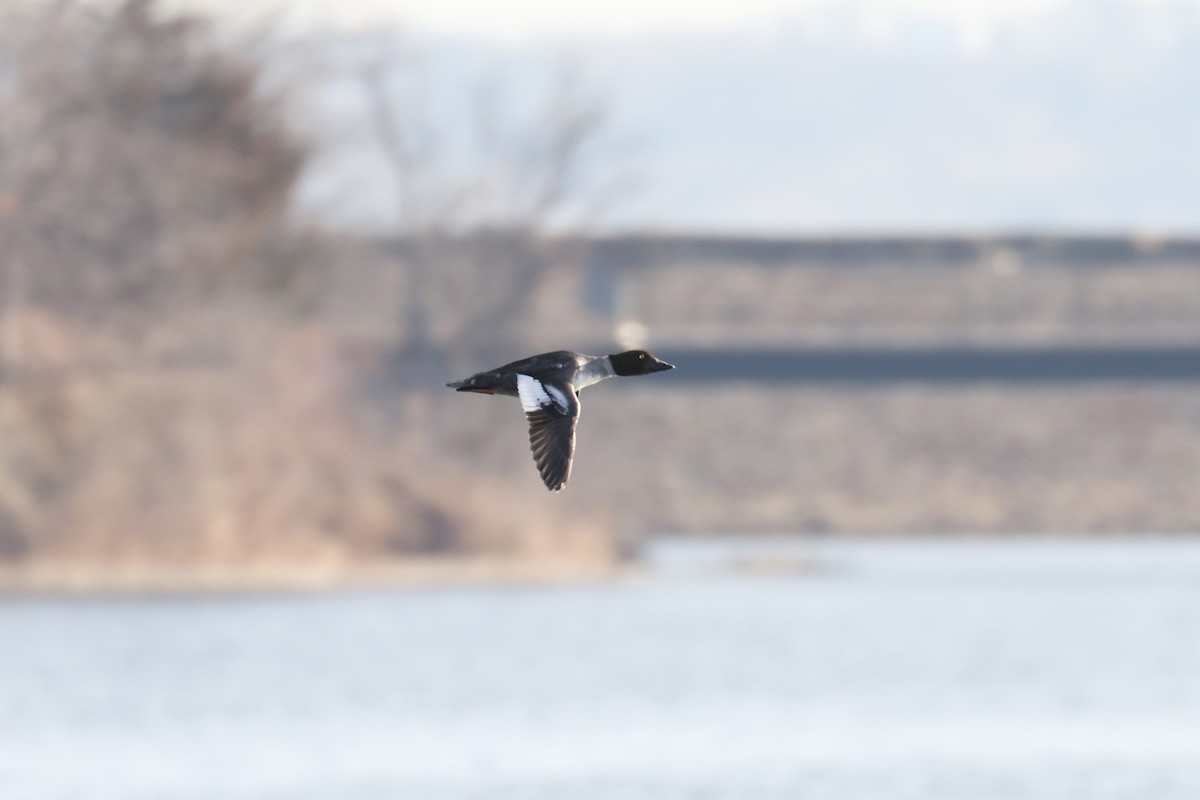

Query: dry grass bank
[[0, 308, 622, 591], [575, 382, 1200, 535], [632, 258, 1200, 347]]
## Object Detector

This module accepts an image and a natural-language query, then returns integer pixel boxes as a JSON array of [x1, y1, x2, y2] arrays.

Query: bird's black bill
[[647, 358, 675, 372]]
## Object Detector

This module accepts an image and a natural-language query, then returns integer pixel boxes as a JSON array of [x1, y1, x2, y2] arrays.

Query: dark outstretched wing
[[496, 350, 578, 376], [516, 374, 580, 491]]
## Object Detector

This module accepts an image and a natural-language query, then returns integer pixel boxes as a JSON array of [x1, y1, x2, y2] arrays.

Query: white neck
[[575, 355, 617, 389]]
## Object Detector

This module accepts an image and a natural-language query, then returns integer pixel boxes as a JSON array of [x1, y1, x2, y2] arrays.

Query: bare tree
[[353, 42, 615, 369], [0, 0, 308, 355], [0, 1, 616, 575], [0, 0, 325, 563]]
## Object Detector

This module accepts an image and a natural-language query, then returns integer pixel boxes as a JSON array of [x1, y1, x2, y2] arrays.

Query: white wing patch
[[517, 374, 571, 415]]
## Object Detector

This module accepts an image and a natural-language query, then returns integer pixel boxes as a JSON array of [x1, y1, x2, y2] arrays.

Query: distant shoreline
[[7, 532, 1197, 596], [0, 558, 629, 597]]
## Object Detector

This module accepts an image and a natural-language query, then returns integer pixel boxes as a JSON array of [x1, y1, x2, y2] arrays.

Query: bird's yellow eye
[[639, 353, 645, 359]]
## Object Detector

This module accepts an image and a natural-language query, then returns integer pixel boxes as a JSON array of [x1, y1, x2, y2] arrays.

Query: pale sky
[[169, 0, 1200, 233], [183, 0, 1106, 40]]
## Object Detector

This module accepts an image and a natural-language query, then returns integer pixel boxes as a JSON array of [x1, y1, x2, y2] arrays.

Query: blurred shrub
[[0, 1, 614, 576]]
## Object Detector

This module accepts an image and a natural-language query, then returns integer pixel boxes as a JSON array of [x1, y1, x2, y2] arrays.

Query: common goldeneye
[[446, 349, 675, 491]]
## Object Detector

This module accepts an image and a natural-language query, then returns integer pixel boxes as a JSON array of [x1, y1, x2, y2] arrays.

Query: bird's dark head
[[609, 349, 675, 377]]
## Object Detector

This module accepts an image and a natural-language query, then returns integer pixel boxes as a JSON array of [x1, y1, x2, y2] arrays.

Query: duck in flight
[[446, 349, 675, 491]]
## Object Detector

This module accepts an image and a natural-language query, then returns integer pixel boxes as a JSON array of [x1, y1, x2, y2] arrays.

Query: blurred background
[[2, 1, 1199, 798]]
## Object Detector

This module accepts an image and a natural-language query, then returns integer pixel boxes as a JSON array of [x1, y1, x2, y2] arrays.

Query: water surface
[[3, 536, 1199, 800]]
